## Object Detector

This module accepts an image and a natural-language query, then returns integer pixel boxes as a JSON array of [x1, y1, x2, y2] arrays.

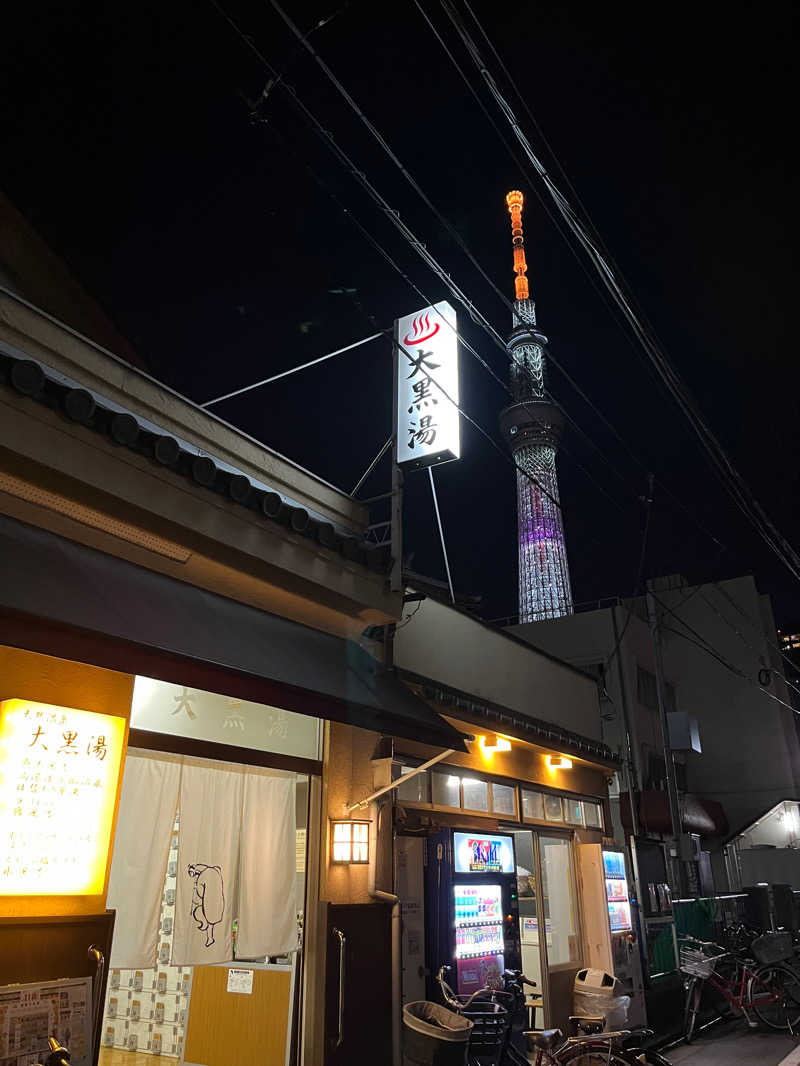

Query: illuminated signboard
[[0, 699, 125, 895], [453, 832, 514, 875], [395, 301, 460, 469]]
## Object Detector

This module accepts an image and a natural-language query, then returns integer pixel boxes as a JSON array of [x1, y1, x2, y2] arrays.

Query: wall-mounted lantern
[[330, 820, 369, 864]]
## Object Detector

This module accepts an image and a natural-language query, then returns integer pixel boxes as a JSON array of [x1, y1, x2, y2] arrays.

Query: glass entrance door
[[510, 829, 582, 1029]]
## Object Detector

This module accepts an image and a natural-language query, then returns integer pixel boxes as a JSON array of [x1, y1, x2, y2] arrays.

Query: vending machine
[[578, 844, 646, 1026], [425, 830, 521, 998]]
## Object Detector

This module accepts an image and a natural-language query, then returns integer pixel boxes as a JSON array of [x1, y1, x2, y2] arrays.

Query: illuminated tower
[[499, 191, 573, 622]]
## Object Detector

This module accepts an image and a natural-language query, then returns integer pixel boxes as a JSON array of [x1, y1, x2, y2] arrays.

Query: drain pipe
[[369, 799, 401, 1066]]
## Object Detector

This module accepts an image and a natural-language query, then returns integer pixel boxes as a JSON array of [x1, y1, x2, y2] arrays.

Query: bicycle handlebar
[[435, 966, 495, 1012]]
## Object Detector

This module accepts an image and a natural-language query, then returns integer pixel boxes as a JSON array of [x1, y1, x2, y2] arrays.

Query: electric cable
[[659, 623, 800, 718], [439, 0, 800, 585], [256, 106, 631, 521], [603, 475, 654, 672], [265, 0, 729, 561], [209, 0, 717, 608], [650, 591, 800, 717], [694, 587, 800, 703]]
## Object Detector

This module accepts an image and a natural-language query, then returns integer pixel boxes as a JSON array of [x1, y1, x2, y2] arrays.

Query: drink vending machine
[[578, 843, 646, 1027], [424, 830, 521, 998]]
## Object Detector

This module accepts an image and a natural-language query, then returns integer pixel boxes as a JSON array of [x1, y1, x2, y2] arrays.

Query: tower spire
[[499, 191, 573, 623], [506, 190, 529, 301]]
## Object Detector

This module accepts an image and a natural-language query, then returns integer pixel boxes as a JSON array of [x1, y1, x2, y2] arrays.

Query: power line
[[210, 0, 702, 604], [245, 73, 632, 525], [651, 591, 800, 717], [440, 0, 800, 586], [267, 0, 727, 561], [695, 587, 800, 703]]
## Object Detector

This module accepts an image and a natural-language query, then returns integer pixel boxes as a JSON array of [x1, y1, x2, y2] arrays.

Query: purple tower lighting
[[500, 192, 573, 622]]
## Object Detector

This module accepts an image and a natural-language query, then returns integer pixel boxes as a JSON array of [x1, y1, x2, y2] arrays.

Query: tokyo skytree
[[499, 191, 573, 622]]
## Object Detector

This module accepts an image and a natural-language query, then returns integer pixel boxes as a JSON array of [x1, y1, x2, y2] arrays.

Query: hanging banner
[[172, 761, 243, 965], [395, 301, 460, 469], [0, 699, 126, 897]]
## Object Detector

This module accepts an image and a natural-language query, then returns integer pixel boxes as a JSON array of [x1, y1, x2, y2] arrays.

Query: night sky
[[3, 2, 798, 626]]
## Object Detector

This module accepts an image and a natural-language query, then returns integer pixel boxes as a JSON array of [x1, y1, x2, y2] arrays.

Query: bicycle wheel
[[554, 1043, 643, 1065], [748, 962, 800, 1031], [683, 977, 702, 1043]]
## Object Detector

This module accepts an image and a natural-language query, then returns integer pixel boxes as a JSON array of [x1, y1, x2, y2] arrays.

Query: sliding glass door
[[510, 829, 582, 1030]]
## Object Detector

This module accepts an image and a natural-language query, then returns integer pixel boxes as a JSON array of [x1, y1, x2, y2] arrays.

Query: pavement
[[664, 1018, 800, 1065]]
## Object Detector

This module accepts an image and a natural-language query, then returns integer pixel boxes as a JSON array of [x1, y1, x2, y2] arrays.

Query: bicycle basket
[[752, 931, 795, 965], [461, 1000, 510, 1059], [679, 942, 726, 979]]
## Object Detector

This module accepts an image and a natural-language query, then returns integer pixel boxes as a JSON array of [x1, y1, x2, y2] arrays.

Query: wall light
[[480, 734, 512, 754], [330, 820, 369, 864], [547, 755, 573, 770]]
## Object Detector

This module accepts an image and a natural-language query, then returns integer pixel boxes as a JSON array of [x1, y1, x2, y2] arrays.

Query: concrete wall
[[394, 597, 603, 742], [511, 577, 800, 852], [658, 577, 800, 837]]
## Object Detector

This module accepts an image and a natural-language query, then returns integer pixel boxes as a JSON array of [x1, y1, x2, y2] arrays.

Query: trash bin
[[573, 969, 630, 1032], [403, 1001, 473, 1066]]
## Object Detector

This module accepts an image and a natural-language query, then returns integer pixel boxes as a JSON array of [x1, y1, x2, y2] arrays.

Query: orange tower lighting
[[506, 190, 529, 300]]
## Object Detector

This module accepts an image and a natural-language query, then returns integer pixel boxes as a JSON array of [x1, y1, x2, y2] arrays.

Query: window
[[462, 777, 489, 812], [522, 790, 545, 821], [491, 783, 516, 816], [432, 771, 461, 808], [544, 794, 564, 822], [583, 802, 603, 830], [395, 764, 430, 805], [562, 798, 584, 826]]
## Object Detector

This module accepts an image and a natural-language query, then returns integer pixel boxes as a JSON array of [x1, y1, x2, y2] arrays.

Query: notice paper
[[226, 969, 254, 995], [0, 977, 92, 1066]]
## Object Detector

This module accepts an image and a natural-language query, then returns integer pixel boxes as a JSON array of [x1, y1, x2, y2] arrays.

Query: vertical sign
[[0, 699, 126, 895], [395, 301, 460, 469]]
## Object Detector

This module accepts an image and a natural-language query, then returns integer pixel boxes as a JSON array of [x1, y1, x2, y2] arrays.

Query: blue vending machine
[[425, 829, 521, 998]]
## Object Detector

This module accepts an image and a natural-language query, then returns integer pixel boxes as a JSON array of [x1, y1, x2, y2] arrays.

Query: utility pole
[[645, 584, 686, 895]]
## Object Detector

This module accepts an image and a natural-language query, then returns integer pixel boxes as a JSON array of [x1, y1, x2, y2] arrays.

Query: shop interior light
[[547, 755, 573, 770], [330, 820, 369, 864]]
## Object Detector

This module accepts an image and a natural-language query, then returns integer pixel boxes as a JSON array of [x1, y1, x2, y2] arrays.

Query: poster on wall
[[0, 977, 92, 1066], [0, 699, 126, 897]]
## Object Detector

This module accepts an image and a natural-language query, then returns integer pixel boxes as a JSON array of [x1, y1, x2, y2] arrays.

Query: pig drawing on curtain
[[188, 863, 225, 947], [173, 760, 243, 965]]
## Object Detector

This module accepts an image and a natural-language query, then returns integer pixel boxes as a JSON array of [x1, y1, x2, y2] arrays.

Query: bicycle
[[436, 966, 658, 1065], [680, 934, 800, 1042]]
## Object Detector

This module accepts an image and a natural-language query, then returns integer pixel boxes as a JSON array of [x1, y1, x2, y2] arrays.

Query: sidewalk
[[666, 1018, 799, 1065]]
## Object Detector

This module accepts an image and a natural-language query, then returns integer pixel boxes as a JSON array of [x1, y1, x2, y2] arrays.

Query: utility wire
[[248, 88, 630, 524], [267, 0, 727, 561], [440, 0, 800, 585], [651, 591, 800, 717], [695, 587, 800, 703]]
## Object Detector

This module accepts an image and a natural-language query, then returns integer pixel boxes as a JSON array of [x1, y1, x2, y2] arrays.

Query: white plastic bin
[[573, 969, 630, 1032]]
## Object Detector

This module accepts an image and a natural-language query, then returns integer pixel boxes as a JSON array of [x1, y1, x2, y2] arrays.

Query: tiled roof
[[0, 354, 391, 574]]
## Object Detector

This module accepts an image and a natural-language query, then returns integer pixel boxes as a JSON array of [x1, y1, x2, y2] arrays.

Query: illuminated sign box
[[453, 832, 514, 875], [395, 301, 460, 470], [0, 699, 126, 896]]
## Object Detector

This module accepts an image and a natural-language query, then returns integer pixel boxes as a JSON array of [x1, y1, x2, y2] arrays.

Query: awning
[[0, 514, 467, 751]]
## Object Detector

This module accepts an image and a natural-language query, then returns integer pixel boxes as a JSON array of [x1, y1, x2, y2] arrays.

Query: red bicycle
[[680, 935, 800, 1042]]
